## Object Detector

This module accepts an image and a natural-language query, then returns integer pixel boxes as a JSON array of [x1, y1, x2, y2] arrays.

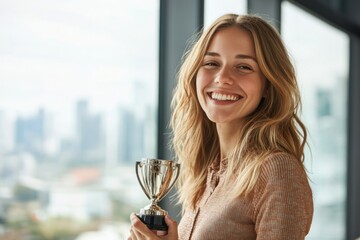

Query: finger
[[130, 226, 144, 239], [164, 215, 178, 239], [129, 214, 146, 240], [130, 213, 158, 238], [129, 228, 137, 240]]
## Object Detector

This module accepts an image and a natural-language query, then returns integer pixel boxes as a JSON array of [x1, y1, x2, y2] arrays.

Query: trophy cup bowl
[[135, 158, 180, 232]]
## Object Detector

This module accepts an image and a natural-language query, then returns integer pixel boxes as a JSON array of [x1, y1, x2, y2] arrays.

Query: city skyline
[[0, 98, 156, 165]]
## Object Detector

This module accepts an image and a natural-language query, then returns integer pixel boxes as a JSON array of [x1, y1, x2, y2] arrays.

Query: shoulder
[[253, 151, 312, 200], [259, 152, 307, 182], [252, 152, 314, 237]]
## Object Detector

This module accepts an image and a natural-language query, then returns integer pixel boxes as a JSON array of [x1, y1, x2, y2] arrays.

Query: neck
[[216, 122, 243, 159]]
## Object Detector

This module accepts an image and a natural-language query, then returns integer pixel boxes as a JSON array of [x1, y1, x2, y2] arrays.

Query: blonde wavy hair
[[170, 14, 307, 211]]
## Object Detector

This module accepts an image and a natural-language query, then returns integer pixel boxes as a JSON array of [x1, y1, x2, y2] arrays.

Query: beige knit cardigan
[[178, 152, 313, 240]]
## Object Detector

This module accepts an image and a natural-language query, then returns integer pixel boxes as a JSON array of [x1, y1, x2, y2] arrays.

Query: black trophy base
[[137, 213, 168, 231]]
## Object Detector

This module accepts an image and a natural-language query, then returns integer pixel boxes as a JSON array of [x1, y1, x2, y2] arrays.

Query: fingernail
[[131, 213, 138, 221]]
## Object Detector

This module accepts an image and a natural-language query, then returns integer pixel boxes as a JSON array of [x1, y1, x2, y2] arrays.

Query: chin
[[206, 116, 230, 124]]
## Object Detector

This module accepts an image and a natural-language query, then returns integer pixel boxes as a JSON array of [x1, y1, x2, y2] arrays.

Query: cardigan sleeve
[[253, 152, 313, 240]]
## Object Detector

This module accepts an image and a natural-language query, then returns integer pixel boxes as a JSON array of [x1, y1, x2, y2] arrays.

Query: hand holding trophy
[[135, 158, 180, 235]]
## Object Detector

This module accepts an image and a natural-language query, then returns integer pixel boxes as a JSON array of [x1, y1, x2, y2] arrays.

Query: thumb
[[164, 215, 178, 239]]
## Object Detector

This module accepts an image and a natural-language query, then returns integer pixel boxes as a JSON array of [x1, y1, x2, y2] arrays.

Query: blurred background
[[0, 0, 359, 239]]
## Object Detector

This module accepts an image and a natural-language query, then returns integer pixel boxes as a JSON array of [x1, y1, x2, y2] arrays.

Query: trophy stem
[[140, 201, 167, 216]]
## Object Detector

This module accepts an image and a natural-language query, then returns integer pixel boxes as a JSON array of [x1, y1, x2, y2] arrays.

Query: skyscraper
[[76, 100, 105, 164]]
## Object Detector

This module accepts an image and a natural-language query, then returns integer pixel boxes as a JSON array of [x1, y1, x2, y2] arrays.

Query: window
[[204, 0, 247, 28], [282, 2, 349, 239], [0, 0, 159, 239]]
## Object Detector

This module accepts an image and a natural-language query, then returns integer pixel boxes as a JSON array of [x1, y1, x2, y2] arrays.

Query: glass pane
[[282, 2, 349, 240], [317, 0, 342, 12], [204, 0, 247, 28], [0, 0, 159, 239]]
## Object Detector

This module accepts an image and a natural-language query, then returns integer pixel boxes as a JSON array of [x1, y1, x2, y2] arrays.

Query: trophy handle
[[158, 163, 180, 202], [136, 161, 151, 200]]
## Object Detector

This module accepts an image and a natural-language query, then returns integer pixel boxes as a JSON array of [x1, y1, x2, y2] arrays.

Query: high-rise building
[[75, 100, 105, 164], [15, 109, 46, 158], [117, 107, 145, 165]]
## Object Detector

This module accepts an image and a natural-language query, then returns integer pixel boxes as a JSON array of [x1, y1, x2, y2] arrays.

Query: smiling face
[[196, 26, 267, 128]]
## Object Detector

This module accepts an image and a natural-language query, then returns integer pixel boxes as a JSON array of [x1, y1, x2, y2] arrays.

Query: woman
[[129, 14, 313, 240]]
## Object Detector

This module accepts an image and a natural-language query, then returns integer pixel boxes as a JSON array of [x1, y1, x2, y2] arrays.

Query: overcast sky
[[0, 0, 159, 116]]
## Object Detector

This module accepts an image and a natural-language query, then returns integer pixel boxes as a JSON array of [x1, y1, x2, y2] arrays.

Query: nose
[[214, 66, 233, 85]]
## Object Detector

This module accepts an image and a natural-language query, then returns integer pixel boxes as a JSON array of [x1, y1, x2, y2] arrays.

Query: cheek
[[195, 69, 211, 87], [195, 74, 208, 109], [245, 77, 267, 98], [195, 72, 204, 98]]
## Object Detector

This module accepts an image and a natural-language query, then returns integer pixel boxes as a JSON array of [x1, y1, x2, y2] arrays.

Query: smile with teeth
[[209, 92, 242, 101]]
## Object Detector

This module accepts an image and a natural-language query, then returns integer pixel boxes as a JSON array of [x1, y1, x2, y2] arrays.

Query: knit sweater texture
[[178, 152, 314, 240]]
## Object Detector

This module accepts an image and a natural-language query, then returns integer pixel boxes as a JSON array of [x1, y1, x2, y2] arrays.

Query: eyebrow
[[205, 52, 258, 63]]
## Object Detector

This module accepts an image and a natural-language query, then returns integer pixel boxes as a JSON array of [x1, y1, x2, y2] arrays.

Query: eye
[[236, 64, 253, 72], [203, 61, 219, 69]]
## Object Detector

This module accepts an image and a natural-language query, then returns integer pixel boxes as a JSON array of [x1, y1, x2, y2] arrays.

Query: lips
[[208, 92, 242, 101]]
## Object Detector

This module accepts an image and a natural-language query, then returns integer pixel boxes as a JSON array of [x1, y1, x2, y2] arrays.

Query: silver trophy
[[135, 158, 180, 231]]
